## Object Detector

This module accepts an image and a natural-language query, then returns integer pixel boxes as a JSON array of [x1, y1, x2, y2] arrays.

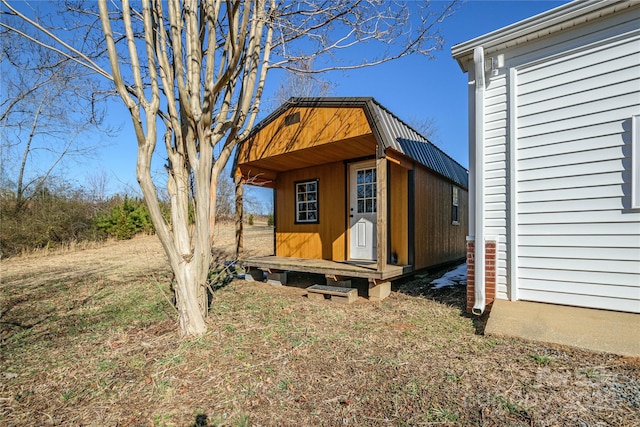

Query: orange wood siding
[[238, 107, 372, 164], [414, 167, 468, 269], [275, 161, 346, 261], [389, 162, 409, 265]]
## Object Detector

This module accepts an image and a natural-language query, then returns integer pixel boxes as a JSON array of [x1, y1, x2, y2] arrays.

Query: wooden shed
[[235, 97, 468, 299]]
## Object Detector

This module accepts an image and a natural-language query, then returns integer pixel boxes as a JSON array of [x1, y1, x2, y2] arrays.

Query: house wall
[[414, 166, 468, 270], [275, 161, 346, 261], [471, 6, 640, 312]]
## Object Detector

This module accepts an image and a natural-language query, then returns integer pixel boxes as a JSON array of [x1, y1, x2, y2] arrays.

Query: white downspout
[[472, 46, 486, 315]]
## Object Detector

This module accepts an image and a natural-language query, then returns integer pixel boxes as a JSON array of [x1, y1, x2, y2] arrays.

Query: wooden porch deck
[[241, 256, 412, 281]]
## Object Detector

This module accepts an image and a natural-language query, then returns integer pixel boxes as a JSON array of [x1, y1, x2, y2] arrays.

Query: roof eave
[[451, 0, 631, 73]]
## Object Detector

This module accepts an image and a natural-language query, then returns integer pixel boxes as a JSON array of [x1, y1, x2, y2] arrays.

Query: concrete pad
[[306, 284, 357, 304], [266, 279, 283, 287], [369, 281, 391, 302], [266, 272, 287, 285], [485, 299, 640, 356], [244, 269, 264, 282]]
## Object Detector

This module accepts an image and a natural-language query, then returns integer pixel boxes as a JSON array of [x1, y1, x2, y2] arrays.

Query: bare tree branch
[[0, 0, 113, 80]]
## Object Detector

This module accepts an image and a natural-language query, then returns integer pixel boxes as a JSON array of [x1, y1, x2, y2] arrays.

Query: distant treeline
[[0, 188, 158, 257], [0, 187, 243, 259]]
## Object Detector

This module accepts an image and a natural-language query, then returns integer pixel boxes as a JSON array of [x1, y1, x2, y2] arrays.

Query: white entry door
[[349, 160, 377, 261]]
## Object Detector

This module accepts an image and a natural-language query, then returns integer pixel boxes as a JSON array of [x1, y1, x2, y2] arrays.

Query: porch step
[[306, 284, 357, 304]]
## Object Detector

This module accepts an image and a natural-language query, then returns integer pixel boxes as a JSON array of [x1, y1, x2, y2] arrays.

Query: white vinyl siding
[[511, 19, 640, 313], [633, 115, 640, 209], [483, 71, 509, 298]]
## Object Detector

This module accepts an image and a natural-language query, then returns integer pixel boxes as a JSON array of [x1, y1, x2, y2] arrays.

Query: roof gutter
[[472, 46, 486, 316], [451, 0, 632, 72]]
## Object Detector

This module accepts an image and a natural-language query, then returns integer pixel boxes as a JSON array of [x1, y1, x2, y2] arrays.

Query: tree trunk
[[172, 260, 208, 337], [235, 170, 244, 260]]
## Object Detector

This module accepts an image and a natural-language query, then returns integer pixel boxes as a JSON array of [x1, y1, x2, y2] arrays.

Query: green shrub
[[94, 196, 154, 240], [248, 214, 254, 226]]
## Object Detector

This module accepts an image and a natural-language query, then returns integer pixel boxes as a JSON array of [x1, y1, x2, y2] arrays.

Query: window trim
[[354, 166, 377, 214], [294, 178, 320, 224], [633, 115, 640, 209], [452, 186, 460, 225]]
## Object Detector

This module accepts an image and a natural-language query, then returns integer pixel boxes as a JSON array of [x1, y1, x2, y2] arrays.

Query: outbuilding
[[234, 97, 468, 300], [452, 0, 640, 354]]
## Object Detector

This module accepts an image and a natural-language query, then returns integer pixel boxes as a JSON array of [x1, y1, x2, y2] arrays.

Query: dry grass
[[1, 224, 639, 426]]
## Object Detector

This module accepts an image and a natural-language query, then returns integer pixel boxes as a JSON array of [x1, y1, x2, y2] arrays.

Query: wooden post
[[376, 157, 388, 273], [235, 169, 244, 260]]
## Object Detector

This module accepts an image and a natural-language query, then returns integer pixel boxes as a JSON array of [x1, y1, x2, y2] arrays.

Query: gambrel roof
[[243, 97, 468, 189]]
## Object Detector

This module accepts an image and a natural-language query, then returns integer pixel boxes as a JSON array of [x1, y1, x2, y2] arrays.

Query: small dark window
[[295, 179, 319, 224], [284, 112, 300, 126], [452, 186, 460, 225]]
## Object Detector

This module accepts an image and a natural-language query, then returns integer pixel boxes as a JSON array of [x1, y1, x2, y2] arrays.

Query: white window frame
[[355, 167, 377, 214], [633, 115, 640, 209], [295, 179, 319, 224]]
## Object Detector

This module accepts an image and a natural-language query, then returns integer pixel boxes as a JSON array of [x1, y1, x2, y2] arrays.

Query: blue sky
[[76, 0, 569, 204]]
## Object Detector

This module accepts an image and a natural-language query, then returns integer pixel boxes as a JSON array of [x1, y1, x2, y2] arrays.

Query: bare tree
[[215, 171, 235, 222], [0, 16, 112, 215], [272, 58, 335, 106], [408, 116, 439, 142], [1, 0, 459, 337], [85, 168, 110, 204]]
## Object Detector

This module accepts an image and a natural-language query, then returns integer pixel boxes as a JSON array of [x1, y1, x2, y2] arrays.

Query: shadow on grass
[[2, 274, 175, 354], [192, 413, 249, 427], [193, 414, 208, 427], [393, 263, 489, 335], [242, 270, 372, 298], [228, 261, 490, 335]]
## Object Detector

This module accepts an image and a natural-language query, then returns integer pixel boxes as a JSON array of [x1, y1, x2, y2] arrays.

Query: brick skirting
[[466, 238, 496, 314]]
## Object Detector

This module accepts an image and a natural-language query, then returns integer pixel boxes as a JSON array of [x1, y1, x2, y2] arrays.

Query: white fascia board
[[451, 0, 632, 72]]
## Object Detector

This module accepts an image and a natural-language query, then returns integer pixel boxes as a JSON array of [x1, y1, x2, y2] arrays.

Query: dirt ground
[[1, 223, 639, 426]]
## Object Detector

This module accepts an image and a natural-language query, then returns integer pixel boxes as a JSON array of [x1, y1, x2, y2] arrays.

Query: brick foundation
[[466, 238, 496, 314], [466, 240, 475, 313]]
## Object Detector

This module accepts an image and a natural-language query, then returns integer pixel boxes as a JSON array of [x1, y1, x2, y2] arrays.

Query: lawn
[[1, 224, 638, 426]]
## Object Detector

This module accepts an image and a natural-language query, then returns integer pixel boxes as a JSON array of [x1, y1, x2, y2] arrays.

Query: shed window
[[356, 167, 377, 213], [452, 187, 460, 225], [295, 179, 319, 223], [633, 115, 640, 209]]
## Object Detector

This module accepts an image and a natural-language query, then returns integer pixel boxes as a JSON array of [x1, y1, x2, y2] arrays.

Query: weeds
[[445, 372, 461, 383], [153, 413, 173, 427], [529, 353, 555, 366], [497, 395, 533, 421], [60, 389, 76, 402], [277, 379, 292, 391], [581, 368, 602, 380], [424, 407, 460, 423]]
